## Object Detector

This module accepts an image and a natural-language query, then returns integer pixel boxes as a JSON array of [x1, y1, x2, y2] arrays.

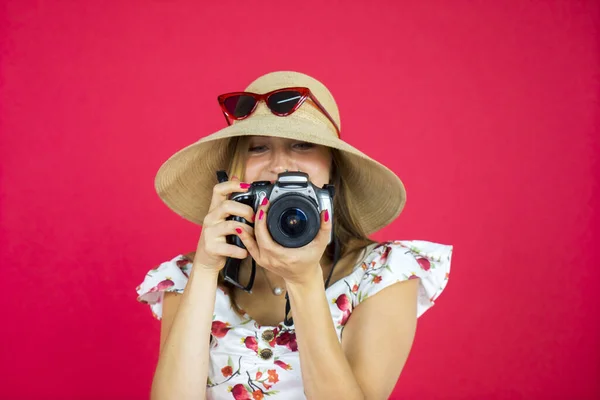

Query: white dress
[[136, 240, 453, 399]]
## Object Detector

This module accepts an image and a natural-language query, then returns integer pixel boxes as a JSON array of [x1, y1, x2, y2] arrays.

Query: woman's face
[[243, 136, 332, 187]]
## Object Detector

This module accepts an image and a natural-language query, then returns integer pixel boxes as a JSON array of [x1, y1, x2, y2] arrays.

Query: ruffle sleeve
[[135, 254, 192, 320], [354, 240, 453, 318]]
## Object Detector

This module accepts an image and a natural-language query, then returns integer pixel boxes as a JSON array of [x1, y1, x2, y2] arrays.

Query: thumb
[[314, 209, 333, 244]]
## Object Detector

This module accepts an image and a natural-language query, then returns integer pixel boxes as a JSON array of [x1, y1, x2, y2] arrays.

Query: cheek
[[300, 158, 331, 186], [243, 159, 263, 182]]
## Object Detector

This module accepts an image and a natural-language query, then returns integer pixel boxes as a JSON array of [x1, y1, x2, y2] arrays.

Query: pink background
[[1, 1, 598, 399]]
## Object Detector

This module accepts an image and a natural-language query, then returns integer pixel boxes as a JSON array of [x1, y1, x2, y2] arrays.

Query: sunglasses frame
[[217, 86, 341, 137]]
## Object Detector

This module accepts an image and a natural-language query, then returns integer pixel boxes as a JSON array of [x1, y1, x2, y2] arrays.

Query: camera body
[[228, 171, 335, 248]]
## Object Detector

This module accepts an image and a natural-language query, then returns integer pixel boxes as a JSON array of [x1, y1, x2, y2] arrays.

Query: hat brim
[[154, 114, 406, 234]]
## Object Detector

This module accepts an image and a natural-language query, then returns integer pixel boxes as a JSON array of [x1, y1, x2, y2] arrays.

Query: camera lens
[[266, 193, 320, 248], [279, 208, 308, 238]]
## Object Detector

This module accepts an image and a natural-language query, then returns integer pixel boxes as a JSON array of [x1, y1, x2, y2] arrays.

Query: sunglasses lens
[[224, 95, 257, 118], [267, 90, 303, 114]]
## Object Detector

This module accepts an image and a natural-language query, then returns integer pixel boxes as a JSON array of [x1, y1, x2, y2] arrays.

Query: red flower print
[[408, 274, 419, 280], [276, 331, 298, 352], [262, 383, 272, 390], [176, 259, 190, 277], [244, 336, 258, 352], [340, 310, 351, 326], [176, 258, 188, 268], [274, 360, 292, 370], [417, 257, 431, 271], [267, 369, 279, 383], [380, 245, 392, 263], [221, 366, 233, 377], [335, 294, 351, 312], [373, 275, 382, 284], [351, 284, 359, 293], [252, 390, 264, 400], [149, 279, 174, 293], [231, 384, 252, 400], [211, 321, 231, 338], [256, 371, 263, 380], [361, 262, 368, 271], [269, 327, 279, 347]]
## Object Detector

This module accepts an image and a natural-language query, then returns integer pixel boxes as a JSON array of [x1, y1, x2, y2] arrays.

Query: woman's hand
[[234, 197, 332, 285], [193, 177, 256, 273]]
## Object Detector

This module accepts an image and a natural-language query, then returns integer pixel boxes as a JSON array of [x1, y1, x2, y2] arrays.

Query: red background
[[1, 1, 598, 399]]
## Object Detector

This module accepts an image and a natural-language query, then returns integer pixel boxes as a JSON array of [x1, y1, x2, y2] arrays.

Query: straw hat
[[154, 71, 406, 234]]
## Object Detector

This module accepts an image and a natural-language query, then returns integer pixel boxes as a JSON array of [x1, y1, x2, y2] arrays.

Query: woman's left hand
[[234, 197, 332, 285]]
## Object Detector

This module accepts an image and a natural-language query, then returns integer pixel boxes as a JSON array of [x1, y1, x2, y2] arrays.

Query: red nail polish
[[259, 210, 264, 220], [261, 197, 268, 206], [235, 228, 242, 234], [240, 183, 251, 189], [324, 210, 329, 222]]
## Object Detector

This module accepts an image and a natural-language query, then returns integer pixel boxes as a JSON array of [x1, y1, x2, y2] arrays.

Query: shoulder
[[353, 240, 453, 318], [135, 252, 194, 320]]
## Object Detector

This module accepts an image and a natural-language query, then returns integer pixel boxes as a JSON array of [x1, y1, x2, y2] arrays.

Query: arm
[[150, 265, 219, 400], [286, 267, 363, 399], [150, 177, 255, 399], [287, 267, 418, 400]]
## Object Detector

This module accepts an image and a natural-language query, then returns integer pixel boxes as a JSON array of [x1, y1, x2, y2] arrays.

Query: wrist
[[285, 264, 324, 293], [190, 263, 222, 281]]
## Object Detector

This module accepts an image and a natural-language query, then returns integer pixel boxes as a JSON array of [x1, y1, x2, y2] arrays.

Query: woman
[[136, 71, 453, 399]]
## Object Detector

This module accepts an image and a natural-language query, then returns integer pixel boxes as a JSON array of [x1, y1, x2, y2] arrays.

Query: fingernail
[[259, 210, 264, 220], [261, 197, 268, 206], [240, 183, 251, 189], [324, 210, 329, 222], [235, 228, 243, 234]]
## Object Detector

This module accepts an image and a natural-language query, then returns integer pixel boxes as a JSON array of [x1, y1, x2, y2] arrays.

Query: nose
[[269, 148, 296, 176]]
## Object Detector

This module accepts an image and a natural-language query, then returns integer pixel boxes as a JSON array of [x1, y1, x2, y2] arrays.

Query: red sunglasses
[[217, 86, 341, 137]]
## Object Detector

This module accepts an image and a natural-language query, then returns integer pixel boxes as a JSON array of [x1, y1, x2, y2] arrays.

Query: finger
[[214, 220, 255, 238], [313, 208, 333, 246], [254, 196, 275, 249], [209, 200, 255, 226], [234, 225, 262, 263], [213, 242, 249, 260], [208, 180, 251, 212]]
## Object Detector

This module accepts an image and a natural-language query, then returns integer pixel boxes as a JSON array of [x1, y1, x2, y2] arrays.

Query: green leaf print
[[227, 356, 233, 368]]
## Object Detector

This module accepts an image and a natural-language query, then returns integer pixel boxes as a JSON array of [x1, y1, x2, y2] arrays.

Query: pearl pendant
[[273, 287, 284, 296]]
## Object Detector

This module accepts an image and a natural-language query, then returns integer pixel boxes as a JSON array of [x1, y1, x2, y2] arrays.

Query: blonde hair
[[220, 136, 377, 316]]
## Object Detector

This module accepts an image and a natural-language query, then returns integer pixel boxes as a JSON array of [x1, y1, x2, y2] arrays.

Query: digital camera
[[227, 171, 335, 249]]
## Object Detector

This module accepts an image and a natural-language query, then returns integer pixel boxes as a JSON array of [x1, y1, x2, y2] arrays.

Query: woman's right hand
[[193, 177, 256, 273]]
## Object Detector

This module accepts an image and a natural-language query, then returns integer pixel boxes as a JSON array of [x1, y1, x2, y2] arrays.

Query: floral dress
[[136, 240, 453, 400]]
